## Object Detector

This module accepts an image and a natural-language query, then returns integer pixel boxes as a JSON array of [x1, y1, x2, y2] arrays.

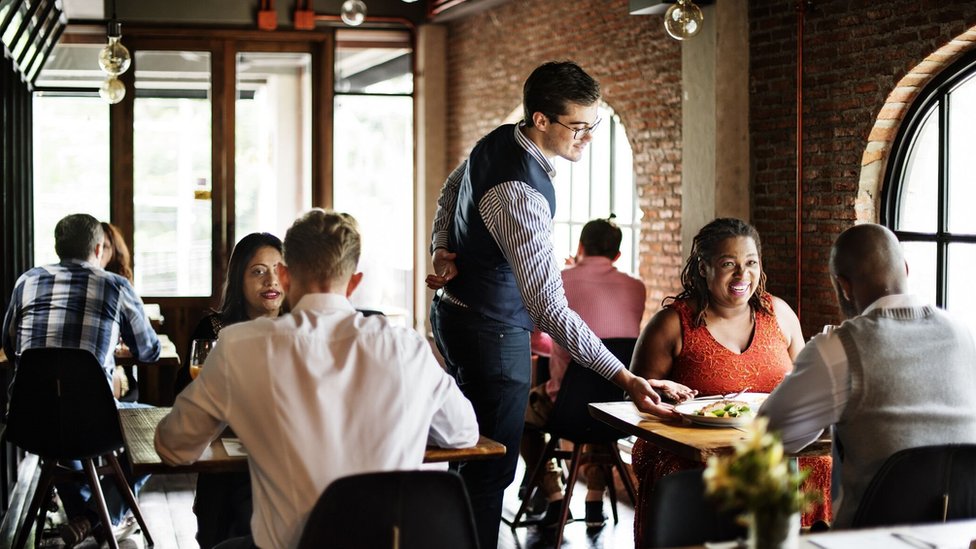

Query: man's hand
[[615, 370, 681, 419], [426, 248, 458, 290]]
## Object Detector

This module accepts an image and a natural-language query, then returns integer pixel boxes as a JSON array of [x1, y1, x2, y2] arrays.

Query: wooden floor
[[27, 463, 637, 548]]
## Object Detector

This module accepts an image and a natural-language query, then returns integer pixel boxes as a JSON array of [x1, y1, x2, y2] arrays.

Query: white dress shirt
[[155, 293, 479, 549]]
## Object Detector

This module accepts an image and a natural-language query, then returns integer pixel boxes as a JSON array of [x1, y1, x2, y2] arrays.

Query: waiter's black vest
[[446, 124, 556, 331]]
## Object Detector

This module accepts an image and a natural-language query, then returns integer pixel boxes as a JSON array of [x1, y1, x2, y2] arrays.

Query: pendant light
[[664, 0, 704, 41]]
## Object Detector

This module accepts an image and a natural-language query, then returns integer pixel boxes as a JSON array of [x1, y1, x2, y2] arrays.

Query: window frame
[[881, 48, 976, 308]]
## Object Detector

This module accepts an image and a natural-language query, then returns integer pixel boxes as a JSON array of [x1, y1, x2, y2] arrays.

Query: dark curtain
[[0, 50, 34, 522]]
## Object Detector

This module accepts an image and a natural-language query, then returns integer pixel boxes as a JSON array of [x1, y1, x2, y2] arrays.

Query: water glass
[[189, 339, 217, 380]]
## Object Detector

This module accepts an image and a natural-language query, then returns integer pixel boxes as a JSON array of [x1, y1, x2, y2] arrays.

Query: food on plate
[[696, 400, 753, 418]]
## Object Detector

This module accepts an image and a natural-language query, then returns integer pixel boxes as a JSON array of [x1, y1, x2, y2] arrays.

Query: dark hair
[[665, 218, 772, 326], [100, 222, 134, 282], [579, 215, 622, 259], [55, 213, 104, 261], [217, 232, 284, 324], [523, 61, 600, 125]]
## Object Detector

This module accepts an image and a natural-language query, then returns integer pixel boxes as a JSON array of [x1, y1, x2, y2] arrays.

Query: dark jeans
[[430, 295, 531, 549], [195, 472, 253, 549]]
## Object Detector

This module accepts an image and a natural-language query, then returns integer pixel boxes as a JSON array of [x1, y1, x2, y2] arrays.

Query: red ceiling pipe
[[795, 0, 808, 322]]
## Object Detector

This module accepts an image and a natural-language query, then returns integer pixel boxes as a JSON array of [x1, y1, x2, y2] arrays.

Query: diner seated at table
[[760, 223, 976, 528], [154, 208, 479, 549], [2, 213, 160, 546], [100, 221, 137, 399], [629, 217, 831, 547], [520, 216, 646, 529], [173, 232, 287, 549]]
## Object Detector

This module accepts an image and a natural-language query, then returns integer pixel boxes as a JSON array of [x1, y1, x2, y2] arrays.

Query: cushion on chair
[[851, 444, 976, 528]]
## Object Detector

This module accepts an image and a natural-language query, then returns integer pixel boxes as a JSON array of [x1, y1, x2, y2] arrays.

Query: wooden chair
[[851, 443, 976, 528], [296, 470, 479, 549], [510, 338, 638, 547], [5, 348, 153, 549]]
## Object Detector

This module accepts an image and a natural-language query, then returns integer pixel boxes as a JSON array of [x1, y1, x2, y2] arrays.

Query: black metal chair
[[851, 443, 976, 528], [643, 468, 745, 548], [296, 470, 479, 549], [5, 347, 153, 549], [510, 337, 638, 547]]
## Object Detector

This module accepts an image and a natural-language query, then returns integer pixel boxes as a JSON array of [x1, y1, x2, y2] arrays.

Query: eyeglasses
[[551, 117, 602, 139]]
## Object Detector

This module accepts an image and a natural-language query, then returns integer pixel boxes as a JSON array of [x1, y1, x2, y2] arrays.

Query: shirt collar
[[291, 293, 356, 315], [515, 122, 556, 179], [862, 293, 925, 315], [574, 256, 614, 269]]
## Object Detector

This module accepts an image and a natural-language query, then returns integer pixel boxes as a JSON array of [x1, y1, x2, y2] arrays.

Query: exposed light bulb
[[98, 22, 131, 76], [664, 0, 704, 41], [340, 0, 367, 26], [99, 76, 126, 104]]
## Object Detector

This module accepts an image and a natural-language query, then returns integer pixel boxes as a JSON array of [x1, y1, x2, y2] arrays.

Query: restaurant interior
[[2, 0, 976, 547]]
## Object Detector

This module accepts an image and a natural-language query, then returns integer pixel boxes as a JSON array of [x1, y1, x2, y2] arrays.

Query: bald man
[[761, 223, 976, 528]]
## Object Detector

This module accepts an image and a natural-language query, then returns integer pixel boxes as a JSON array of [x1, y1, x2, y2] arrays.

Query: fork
[[695, 387, 751, 401]]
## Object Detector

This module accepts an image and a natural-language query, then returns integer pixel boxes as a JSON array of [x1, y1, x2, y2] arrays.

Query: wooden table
[[115, 334, 181, 406], [588, 401, 831, 462], [120, 407, 506, 475]]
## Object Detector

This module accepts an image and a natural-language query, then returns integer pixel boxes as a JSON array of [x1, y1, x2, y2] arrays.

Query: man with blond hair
[[155, 209, 479, 549]]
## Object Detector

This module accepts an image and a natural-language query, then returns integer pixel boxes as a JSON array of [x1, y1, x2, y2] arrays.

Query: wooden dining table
[[120, 407, 507, 475], [588, 401, 831, 462]]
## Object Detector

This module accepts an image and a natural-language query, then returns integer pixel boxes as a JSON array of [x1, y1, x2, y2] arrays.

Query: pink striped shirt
[[545, 256, 646, 400]]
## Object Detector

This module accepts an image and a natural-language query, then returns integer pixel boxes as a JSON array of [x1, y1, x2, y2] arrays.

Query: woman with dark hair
[[629, 218, 830, 546], [175, 232, 285, 549], [100, 222, 134, 282]]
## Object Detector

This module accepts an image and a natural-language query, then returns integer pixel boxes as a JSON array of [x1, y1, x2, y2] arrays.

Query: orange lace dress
[[632, 298, 832, 547]]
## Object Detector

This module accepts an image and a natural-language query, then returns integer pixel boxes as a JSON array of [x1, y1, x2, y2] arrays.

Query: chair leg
[[12, 461, 56, 549], [82, 458, 119, 549], [105, 452, 153, 547], [554, 443, 584, 548], [510, 436, 560, 528], [609, 442, 638, 505], [604, 462, 620, 525]]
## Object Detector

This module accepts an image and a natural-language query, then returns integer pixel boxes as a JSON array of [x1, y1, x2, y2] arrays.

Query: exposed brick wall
[[444, 0, 976, 337], [750, 0, 976, 335], [444, 0, 684, 315]]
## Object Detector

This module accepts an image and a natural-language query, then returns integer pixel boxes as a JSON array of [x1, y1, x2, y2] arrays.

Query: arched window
[[882, 49, 976, 336], [551, 104, 640, 275]]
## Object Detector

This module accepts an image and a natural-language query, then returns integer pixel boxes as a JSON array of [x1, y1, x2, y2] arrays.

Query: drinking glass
[[189, 339, 217, 380]]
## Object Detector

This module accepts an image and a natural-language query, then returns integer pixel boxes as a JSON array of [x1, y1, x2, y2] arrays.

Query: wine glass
[[189, 339, 217, 380]]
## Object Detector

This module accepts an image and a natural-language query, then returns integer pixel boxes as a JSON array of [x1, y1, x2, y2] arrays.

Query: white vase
[[748, 510, 800, 549]]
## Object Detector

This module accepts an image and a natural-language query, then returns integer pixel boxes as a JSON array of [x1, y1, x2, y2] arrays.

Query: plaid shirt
[[2, 259, 161, 382]]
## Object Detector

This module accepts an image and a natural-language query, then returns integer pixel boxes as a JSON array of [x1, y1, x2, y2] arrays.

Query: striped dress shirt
[[431, 124, 624, 380], [2, 259, 161, 382]]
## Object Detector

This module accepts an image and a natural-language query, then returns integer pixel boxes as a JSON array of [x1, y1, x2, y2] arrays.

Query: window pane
[[236, 52, 312, 239], [612, 117, 635, 225], [948, 73, 976, 235], [35, 43, 105, 88], [947, 243, 976, 338], [897, 106, 939, 233], [133, 51, 212, 296], [32, 96, 110, 266], [333, 94, 413, 322], [334, 30, 412, 94], [570, 152, 591, 221], [901, 241, 937, 306]]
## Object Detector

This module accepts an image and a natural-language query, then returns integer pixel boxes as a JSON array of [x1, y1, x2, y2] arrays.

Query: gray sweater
[[833, 305, 976, 527]]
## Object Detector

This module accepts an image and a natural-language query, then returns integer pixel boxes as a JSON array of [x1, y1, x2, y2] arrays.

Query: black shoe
[[539, 500, 572, 529], [526, 488, 549, 515], [585, 501, 607, 529]]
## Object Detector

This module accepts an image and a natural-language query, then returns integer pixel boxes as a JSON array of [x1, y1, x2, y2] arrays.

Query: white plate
[[675, 392, 769, 427]]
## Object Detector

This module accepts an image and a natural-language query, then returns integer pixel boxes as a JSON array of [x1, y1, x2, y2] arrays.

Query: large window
[[32, 95, 110, 266], [332, 30, 413, 324], [551, 104, 640, 275], [236, 52, 312, 239], [133, 50, 213, 296], [883, 50, 976, 336]]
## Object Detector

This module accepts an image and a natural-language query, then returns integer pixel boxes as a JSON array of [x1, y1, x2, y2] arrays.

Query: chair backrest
[[545, 337, 635, 444], [6, 347, 124, 460], [644, 469, 746, 548], [296, 470, 479, 549], [851, 444, 976, 528]]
